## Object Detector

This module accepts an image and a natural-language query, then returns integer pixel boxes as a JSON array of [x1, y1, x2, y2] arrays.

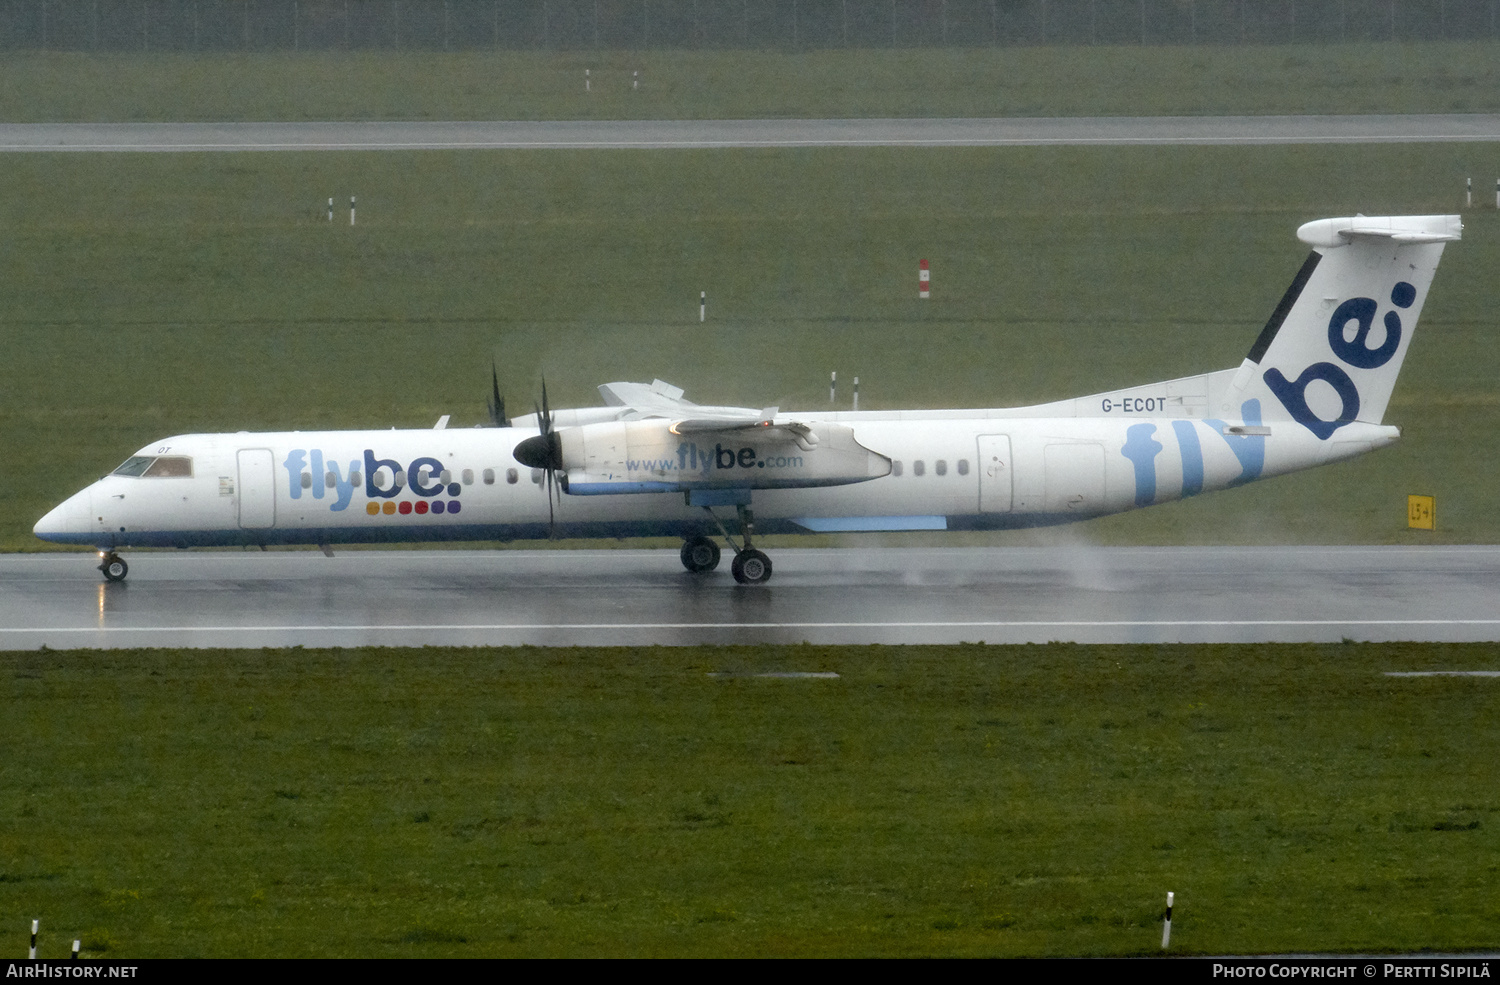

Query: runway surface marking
[[3, 115, 1497, 151], [8, 619, 1500, 634], [707, 672, 842, 679], [1384, 671, 1500, 677]]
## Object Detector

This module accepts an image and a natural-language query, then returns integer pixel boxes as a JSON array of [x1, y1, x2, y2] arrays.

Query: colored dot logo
[[364, 500, 461, 516]]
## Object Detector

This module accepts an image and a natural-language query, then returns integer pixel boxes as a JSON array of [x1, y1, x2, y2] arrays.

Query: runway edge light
[[1408, 495, 1435, 531]]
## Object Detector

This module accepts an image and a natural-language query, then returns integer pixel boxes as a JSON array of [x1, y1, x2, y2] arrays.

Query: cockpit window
[[143, 456, 193, 477], [113, 456, 193, 478], [112, 456, 154, 477]]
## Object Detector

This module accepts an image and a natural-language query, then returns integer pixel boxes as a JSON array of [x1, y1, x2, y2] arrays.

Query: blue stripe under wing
[[791, 516, 947, 532], [565, 481, 681, 495]]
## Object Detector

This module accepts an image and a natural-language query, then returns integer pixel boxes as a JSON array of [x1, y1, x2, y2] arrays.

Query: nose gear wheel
[[99, 553, 128, 582]]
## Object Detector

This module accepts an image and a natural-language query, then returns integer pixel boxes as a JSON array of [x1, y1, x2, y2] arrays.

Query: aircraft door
[[977, 435, 1012, 513], [1044, 443, 1106, 513], [237, 448, 275, 529]]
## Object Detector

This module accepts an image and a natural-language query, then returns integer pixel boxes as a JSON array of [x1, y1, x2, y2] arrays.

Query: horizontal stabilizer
[[1297, 214, 1462, 248]]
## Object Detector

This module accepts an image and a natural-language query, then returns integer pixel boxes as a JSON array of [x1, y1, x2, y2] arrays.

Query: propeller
[[487, 361, 509, 428], [511, 378, 563, 536]]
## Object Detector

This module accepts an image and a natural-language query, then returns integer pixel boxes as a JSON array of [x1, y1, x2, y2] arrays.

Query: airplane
[[35, 213, 1460, 585]]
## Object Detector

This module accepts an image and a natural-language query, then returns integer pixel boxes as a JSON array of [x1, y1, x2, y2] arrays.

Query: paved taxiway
[[1, 115, 1497, 151], [3, 546, 1498, 649]]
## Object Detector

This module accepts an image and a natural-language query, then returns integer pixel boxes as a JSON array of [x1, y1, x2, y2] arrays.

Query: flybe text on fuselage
[[283, 448, 467, 514]]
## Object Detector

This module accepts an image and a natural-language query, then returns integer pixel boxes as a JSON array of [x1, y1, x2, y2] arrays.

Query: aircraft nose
[[33, 503, 66, 540], [33, 487, 94, 543]]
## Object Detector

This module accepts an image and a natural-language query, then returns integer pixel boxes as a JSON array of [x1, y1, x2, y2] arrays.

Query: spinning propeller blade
[[512, 378, 562, 536], [487, 362, 509, 428]]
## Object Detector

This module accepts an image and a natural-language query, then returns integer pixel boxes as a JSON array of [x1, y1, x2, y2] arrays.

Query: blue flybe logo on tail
[[1264, 281, 1415, 440]]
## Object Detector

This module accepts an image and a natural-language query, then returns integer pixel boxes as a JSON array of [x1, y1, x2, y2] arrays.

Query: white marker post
[[853, 376, 859, 411], [700, 291, 706, 323], [830, 371, 836, 404], [633, 70, 639, 90], [1466, 177, 1472, 207], [350, 195, 356, 226], [585, 68, 590, 92], [919, 258, 930, 299], [327, 197, 333, 222], [71, 940, 79, 960], [29, 919, 37, 959], [1162, 891, 1174, 949]]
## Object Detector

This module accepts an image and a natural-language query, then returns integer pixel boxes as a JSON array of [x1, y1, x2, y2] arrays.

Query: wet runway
[[1, 115, 1497, 151], [2, 546, 1499, 650]]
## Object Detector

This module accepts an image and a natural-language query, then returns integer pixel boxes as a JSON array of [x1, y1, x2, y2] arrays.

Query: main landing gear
[[98, 551, 128, 583], [680, 535, 721, 573], [680, 505, 773, 585]]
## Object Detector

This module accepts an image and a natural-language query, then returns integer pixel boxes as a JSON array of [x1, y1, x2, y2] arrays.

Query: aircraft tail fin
[[1223, 214, 1460, 438]]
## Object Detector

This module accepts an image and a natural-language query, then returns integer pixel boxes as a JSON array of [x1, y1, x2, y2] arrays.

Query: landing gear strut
[[698, 505, 773, 585], [98, 552, 128, 583]]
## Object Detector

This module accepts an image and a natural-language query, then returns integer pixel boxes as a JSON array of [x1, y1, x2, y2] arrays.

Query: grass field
[[2, 642, 1496, 957], [2, 142, 1497, 551], [2, 43, 1500, 122]]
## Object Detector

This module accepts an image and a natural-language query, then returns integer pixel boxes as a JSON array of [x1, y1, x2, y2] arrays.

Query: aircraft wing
[[598, 379, 762, 421]]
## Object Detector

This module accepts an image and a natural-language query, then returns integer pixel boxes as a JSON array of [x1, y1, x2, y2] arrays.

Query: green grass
[[2, 642, 1497, 957], [3, 142, 1498, 551], [2, 43, 1500, 122]]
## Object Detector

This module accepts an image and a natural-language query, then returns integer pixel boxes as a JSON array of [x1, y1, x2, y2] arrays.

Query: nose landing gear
[[98, 552, 128, 583]]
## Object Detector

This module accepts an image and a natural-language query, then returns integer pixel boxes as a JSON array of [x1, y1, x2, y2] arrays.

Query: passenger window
[[935, 459, 948, 476], [913, 460, 925, 477], [394, 470, 406, 486], [957, 459, 969, 476], [462, 469, 474, 485], [349, 469, 362, 487], [892, 460, 903, 477], [142, 456, 193, 478], [439, 470, 452, 484], [482, 468, 495, 485], [531, 469, 544, 485], [325, 472, 337, 488], [112, 456, 154, 477], [300, 472, 313, 489], [506, 468, 519, 485]]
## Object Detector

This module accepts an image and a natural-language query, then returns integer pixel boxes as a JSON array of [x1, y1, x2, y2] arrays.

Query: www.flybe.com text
[[629, 443, 804, 477]]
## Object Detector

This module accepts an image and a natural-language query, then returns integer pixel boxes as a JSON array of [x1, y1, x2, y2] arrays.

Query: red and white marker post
[[919, 259, 930, 299]]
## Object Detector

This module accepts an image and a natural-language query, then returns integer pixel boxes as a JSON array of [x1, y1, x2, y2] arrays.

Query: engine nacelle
[[557, 420, 890, 495]]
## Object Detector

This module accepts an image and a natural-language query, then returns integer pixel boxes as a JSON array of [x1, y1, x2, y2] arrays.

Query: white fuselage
[[34, 402, 1398, 550]]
